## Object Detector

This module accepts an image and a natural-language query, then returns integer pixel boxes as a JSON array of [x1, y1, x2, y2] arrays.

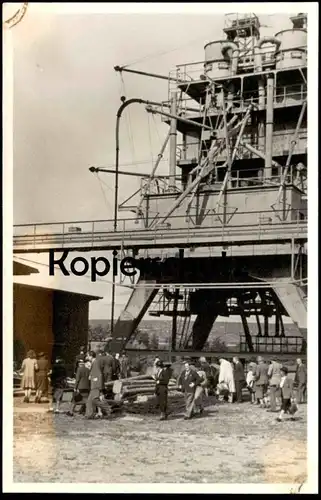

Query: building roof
[[13, 260, 39, 276], [13, 282, 102, 301]]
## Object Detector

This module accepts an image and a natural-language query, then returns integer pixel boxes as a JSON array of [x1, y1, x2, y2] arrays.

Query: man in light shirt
[[276, 366, 295, 422], [267, 359, 282, 412]]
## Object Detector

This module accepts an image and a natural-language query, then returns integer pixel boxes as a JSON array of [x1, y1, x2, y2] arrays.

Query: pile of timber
[[112, 374, 179, 401], [124, 391, 186, 415]]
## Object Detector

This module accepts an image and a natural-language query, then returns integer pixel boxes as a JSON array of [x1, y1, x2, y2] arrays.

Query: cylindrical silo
[[274, 29, 307, 69], [204, 40, 233, 78]]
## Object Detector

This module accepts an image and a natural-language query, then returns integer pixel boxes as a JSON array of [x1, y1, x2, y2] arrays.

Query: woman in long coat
[[35, 352, 49, 403], [20, 349, 38, 403], [218, 358, 236, 403]]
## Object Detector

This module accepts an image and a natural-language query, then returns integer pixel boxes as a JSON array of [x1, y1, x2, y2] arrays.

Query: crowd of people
[[153, 355, 307, 422], [214, 356, 307, 422], [18, 347, 307, 424]]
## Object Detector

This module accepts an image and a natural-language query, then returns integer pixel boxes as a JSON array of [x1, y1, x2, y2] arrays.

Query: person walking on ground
[[233, 357, 246, 403], [154, 360, 172, 420], [86, 351, 104, 419], [248, 358, 258, 403], [267, 359, 282, 412], [255, 356, 269, 408], [177, 361, 202, 419], [119, 352, 130, 379], [246, 365, 256, 403], [277, 366, 296, 422], [209, 361, 220, 396], [113, 353, 121, 380], [218, 358, 236, 403], [193, 367, 208, 415], [20, 349, 38, 403], [49, 358, 67, 413], [98, 349, 115, 384], [295, 358, 307, 404], [35, 352, 49, 403], [67, 358, 90, 417], [198, 357, 212, 396]]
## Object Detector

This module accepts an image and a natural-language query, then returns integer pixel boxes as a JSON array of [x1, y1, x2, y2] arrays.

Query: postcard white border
[[3, 1, 319, 494]]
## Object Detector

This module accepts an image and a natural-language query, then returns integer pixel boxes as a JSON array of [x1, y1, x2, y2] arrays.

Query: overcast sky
[[11, 5, 305, 319]]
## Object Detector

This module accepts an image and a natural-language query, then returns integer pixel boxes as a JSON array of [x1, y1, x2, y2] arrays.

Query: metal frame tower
[[13, 13, 308, 360]]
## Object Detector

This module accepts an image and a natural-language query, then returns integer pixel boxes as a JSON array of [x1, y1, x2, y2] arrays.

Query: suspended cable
[[121, 31, 230, 69], [95, 173, 113, 213], [101, 158, 169, 169], [124, 278, 308, 291], [152, 113, 162, 146]]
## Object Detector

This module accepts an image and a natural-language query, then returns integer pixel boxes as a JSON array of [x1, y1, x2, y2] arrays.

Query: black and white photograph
[[3, 2, 318, 493]]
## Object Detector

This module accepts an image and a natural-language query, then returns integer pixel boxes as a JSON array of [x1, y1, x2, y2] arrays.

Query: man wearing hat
[[85, 351, 104, 419], [67, 357, 90, 417], [177, 361, 202, 419], [295, 358, 307, 404], [154, 360, 172, 420], [255, 356, 269, 408]]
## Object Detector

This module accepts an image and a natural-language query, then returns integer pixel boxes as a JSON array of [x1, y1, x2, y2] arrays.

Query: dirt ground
[[13, 395, 307, 484]]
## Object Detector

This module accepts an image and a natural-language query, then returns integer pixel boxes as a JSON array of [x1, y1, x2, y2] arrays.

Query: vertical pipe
[[221, 89, 232, 188], [171, 289, 179, 351], [291, 238, 295, 280], [169, 91, 178, 190], [258, 77, 265, 154], [231, 49, 240, 76], [265, 74, 274, 179], [111, 97, 145, 334]]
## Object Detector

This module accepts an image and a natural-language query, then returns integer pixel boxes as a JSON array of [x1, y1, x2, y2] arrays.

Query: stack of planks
[[112, 374, 179, 401]]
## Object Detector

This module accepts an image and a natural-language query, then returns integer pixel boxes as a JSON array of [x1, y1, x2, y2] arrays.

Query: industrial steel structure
[[13, 13, 308, 359]]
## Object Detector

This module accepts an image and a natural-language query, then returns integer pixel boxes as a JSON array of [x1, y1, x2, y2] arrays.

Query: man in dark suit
[[49, 357, 67, 413], [85, 351, 104, 419], [233, 357, 246, 403], [67, 358, 90, 417], [295, 358, 307, 403], [154, 360, 172, 420], [98, 350, 116, 384], [119, 352, 130, 379], [255, 356, 269, 408], [113, 353, 121, 380], [177, 361, 202, 419]]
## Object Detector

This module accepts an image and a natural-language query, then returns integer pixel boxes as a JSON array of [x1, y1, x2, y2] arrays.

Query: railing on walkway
[[13, 208, 308, 252], [240, 335, 304, 354]]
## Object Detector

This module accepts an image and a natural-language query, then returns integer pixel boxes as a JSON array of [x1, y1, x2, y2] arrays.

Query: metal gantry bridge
[[13, 210, 307, 254]]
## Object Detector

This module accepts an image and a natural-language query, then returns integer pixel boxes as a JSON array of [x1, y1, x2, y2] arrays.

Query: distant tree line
[[88, 324, 231, 352], [88, 324, 111, 341], [88, 324, 159, 349]]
